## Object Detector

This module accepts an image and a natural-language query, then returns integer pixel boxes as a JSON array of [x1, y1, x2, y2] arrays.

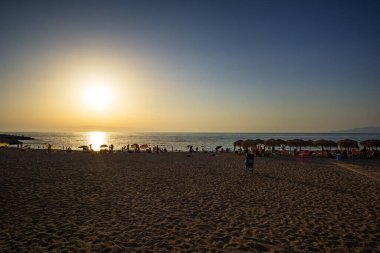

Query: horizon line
[[2, 130, 380, 134]]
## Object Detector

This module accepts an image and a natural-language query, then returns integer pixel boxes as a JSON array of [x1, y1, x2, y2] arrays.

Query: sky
[[0, 0, 379, 132]]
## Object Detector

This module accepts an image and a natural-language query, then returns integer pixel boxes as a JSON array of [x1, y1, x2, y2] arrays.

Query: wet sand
[[0, 149, 379, 252]]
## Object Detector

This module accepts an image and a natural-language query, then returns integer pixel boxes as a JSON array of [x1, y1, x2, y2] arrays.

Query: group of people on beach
[[188, 146, 231, 153], [233, 143, 379, 160], [12, 139, 380, 160]]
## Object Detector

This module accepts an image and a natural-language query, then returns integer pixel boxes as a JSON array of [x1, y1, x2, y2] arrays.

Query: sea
[[4, 132, 380, 151]]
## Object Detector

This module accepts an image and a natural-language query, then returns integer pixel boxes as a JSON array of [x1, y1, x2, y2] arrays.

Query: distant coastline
[[331, 126, 380, 134]]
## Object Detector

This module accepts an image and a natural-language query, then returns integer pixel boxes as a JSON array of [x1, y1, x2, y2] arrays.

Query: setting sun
[[83, 81, 113, 111]]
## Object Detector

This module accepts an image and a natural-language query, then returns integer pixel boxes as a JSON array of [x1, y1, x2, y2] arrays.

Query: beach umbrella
[[233, 140, 244, 151], [369, 140, 380, 149], [100, 144, 108, 148], [254, 139, 265, 145], [264, 139, 286, 152], [264, 138, 277, 147], [276, 139, 287, 146], [360, 140, 370, 146], [314, 139, 330, 147], [242, 139, 256, 150], [140, 144, 149, 149], [276, 139, 287, 151], [215, 145, 222, 151], [287, 139, 296, 147], [131, 144, 139, 149], [337, 139, 358, 150], [264, 139, 285, 147], [305, 140, 315, 147], [327, 140, 337, 149], [360, 139, 380, 149], [314, 139, 336, 150], [287, 139, 306, 150], [264, 139, 279, 153], [314, 139, 330, 150], [78, 145, 89, 151], [298, 139, 309, 150]]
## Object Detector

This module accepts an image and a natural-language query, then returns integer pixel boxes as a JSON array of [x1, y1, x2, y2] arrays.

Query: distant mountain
[[332, 126, 380, 133]]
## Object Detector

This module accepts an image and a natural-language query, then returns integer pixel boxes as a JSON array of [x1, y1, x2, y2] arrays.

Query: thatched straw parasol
[[242, 139, 256, 150], [264, 139, 286, 152], [337, 139, 358, 150], [314, 139, 330, 147], [287, 139, 307, 150], [264, 138, 277, 147], [233, 140, 244, 151], [360, 139, 380, 149], [305, 140, 315, 147], [314, 139, 337, 150], [254, 139, 265, 145]]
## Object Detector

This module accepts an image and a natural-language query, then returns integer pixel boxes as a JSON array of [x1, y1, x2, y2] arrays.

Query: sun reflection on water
[[88, 132, 106, 151]]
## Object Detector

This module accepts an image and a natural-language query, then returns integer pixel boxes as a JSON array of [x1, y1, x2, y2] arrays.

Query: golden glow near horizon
[[1, 43, 371, 133], [88, 131, 106, 151]]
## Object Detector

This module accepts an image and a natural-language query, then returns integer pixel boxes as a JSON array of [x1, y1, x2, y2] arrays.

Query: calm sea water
[[4, 132, 380, 151]]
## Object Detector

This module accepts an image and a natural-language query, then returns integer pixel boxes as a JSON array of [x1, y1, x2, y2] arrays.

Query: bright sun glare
[[88, 131, 106, 151], [83, 80, 113, 110]]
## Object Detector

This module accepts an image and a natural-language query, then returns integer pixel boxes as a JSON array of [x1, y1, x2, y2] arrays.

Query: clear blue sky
[[0, 0, 379, 132]]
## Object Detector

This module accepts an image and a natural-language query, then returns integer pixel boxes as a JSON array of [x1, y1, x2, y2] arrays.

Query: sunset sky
[[1, 0, 379, 132]]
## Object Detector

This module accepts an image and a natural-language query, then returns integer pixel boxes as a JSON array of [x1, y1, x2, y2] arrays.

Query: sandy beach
[[0, 149, 379, 252]]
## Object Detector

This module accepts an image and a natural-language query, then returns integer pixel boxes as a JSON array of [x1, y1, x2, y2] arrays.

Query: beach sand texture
[[0, 150, 379, 252]]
